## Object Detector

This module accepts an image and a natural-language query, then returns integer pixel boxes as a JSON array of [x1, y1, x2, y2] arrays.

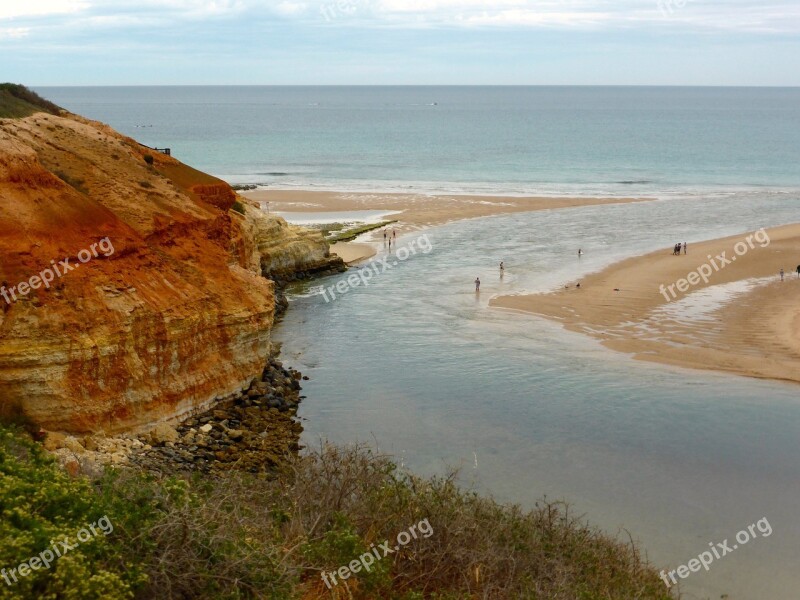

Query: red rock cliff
[[0, 111, 339, 434]]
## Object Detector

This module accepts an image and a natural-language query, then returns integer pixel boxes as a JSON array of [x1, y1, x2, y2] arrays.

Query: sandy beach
[[243, 189, 647, 232], [492, 224, 800, 384], [328, 241, 377, 265]]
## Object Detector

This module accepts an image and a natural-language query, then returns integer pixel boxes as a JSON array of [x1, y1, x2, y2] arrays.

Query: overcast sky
[[3, 0, 800, 85]]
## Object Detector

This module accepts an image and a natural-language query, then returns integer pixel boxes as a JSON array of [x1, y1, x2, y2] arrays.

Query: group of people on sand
[[383, 228, 398, 248], [673, 242, 687, 255]]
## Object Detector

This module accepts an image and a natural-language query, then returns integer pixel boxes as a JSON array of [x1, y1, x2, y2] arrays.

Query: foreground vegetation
[[0, 426, 677, 599]]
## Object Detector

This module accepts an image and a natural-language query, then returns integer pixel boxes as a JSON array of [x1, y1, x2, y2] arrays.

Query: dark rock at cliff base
[[128, 356, 305, 476]]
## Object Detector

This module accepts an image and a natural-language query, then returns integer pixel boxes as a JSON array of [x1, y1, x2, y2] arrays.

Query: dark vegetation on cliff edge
[[0, 84, 62, 119], [0, 427, 678, 600]]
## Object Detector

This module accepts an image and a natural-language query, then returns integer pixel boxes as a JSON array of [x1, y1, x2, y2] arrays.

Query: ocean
[[38, 85, 800, 196], [37, 86, 800, 599]]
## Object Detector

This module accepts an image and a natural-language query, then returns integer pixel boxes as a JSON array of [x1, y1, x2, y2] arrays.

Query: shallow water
[[274, 191, 800, 600], [275, 209, 400, 225], [650, 277, 773, 324]]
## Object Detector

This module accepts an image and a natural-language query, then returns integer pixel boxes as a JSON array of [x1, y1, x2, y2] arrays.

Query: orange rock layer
[[0, 111, 339, 434]]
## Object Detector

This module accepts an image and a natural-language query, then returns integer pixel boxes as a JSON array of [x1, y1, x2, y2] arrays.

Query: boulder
[[43, 431, 67, 451], [149, 423, 180, 445]]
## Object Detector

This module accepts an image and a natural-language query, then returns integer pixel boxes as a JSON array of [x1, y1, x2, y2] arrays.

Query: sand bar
[[244, 189, 647, 232], [491, 224, 800, 384]]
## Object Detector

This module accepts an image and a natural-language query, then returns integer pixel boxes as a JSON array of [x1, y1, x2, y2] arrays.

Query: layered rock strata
[[0, 111, 340, 433]]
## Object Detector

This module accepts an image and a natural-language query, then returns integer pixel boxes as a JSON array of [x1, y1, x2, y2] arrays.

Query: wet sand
[[330, 242, 376, 265], [492, 224, 800, 384]]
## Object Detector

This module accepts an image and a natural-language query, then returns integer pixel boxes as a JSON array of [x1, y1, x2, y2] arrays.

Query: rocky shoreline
[[47, 354, 310, 477], [43, 261, 347, 477], [267, 261, 346, 317]]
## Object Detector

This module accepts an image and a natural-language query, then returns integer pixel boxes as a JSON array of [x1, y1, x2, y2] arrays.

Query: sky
[[2, 0, 800, 85]]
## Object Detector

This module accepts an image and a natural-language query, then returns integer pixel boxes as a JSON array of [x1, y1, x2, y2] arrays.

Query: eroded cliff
[[0, 110, 341, 434]]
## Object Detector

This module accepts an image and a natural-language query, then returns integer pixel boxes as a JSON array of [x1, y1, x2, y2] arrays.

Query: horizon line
[[30, 84, 800, 89]]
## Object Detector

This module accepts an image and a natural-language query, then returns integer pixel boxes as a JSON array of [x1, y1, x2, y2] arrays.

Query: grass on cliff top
[[0, 426, 679, 600], [0, 84, 62, 119]]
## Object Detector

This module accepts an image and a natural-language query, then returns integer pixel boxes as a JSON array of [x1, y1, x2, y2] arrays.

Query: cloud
[[325, 0, 800, 33], [0, 0, 89, 20], [0, 27, 31, 39], [275, 1, 308, 17], [451, 8, 609, 28], [2, 0, 799, 41]]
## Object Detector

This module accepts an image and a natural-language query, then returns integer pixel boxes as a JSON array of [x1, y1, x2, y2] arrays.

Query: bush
[[0, 428, 139, 599], [0, 83, 62, 118], [143, 154, 154, 166], [231, 200, 246, 215], [53, 170, 87, 195], [0, 428, 678, 600]]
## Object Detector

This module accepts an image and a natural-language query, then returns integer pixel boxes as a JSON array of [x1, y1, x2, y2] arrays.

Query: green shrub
[[231, 200, 246, 215], [0, 84, 62, 119], [143, 154, 154, 166], [0, 428, 678, 600], [0, 428, 138, 599], [53, 171, 88, 195]]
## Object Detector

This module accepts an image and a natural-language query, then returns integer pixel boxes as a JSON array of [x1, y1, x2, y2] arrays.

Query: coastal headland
[[0, 98, 343, 435]]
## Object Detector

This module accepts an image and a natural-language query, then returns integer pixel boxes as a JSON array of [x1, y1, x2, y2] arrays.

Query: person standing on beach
[[780, 268, 784, 281], [578, 249, 583, 257], [500, 261, 505, 273], [684, 242, 687, 255], [393, 229, 397, 241], [383, 229, 387, 243], [797, 264, 800, 278], [475, 277, 481, 292]]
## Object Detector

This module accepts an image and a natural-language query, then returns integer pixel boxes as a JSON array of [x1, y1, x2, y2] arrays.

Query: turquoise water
[[39, 86, 800, 195], [36, 87, 800, 599]]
